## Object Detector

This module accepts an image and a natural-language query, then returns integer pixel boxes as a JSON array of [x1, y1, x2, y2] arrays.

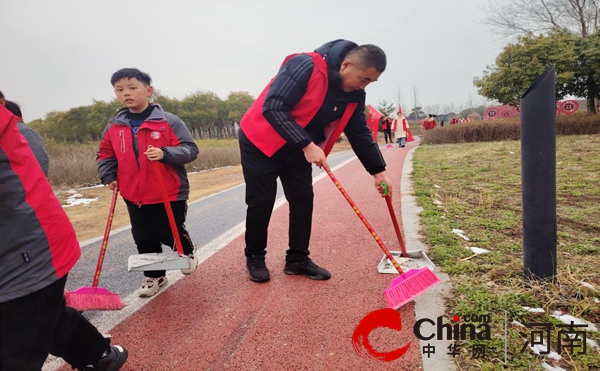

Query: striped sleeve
[[262, 54, 314, 149]]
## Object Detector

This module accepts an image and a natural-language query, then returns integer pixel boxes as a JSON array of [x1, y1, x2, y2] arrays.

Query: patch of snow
[[469, 246, 490, 254]]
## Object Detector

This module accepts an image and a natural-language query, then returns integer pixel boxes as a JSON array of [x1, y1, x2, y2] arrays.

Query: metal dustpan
[[378, 250, 435, 274], [128, 251, 190, 272]]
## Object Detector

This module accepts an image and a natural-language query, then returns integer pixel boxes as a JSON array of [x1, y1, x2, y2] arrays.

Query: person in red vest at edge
[[423, 116, 429, 130], [239, 39, 391, 283], [0, 106, 128, 371], [428, 114, 436, 130], [392, 109, 410, 148]]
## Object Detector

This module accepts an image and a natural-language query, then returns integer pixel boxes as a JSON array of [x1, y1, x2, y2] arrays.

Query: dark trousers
[[125, 199, 195, 278], [239, 131, 314, 262], [399, 137, 406, 147], [0, 275, 108, 371], [383, 129, 392, 143]]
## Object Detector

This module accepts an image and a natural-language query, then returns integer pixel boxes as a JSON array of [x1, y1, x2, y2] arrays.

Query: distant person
[[450, 117, 458, 125], [382, 116, 393, 146], [0, 105, 128, 371], [238, 40, 391, 283], [423, 116, 429, 130], [440, 119, 444, 127], [392, 109, 410, 147], [0, 90, 48, 176], [97, 68, 200, 298], [428, 114, 436, 130]]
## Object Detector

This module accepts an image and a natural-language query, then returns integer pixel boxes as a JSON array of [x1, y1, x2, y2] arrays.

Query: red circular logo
[[561, 100, 579, 114], [150, 131, 161, 140], [484, 108, 498, 119]]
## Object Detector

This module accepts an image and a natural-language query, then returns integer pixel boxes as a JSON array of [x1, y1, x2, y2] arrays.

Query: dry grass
[[412, 136, 600, 370]]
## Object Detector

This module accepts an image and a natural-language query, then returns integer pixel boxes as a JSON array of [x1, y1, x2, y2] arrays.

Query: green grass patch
[[412, 135, 600, 370]]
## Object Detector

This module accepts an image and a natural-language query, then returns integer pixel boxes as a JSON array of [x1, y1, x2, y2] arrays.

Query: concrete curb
[[401, 145, 457, 371]]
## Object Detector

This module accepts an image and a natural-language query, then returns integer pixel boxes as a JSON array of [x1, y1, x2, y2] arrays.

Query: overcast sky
[[1, 0, 505, 121]]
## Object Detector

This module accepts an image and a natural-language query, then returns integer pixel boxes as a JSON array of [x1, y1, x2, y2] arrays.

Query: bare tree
[[466, 93, 476, 109], [411, 84, 421, 118], [394, 86, 407, 113], [483, 0, 600, 39]]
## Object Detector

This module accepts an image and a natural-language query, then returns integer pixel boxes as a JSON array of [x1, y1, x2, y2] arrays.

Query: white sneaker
[[181, 250, 198, 275], [138, 276, 167, 298]]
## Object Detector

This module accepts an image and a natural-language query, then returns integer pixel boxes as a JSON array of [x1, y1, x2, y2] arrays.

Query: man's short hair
[[110, 68, 152, 86], [345, 45, 387, 73]]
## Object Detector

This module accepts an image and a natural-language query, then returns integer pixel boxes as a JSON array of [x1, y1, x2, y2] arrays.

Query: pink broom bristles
[[64, 187, 124, 311], [65, 288, 125, 311], [325, 170, 440, 310], [384, 268, 440, 309]]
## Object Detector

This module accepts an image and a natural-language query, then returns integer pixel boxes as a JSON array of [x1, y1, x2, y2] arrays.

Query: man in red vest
[[239, 40, 390, 283]]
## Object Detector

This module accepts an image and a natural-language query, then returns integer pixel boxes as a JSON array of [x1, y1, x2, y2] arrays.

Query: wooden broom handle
[[382, 182, 409, 258], [93, 186, 118, 288], [325, 169, 404, 274], [148, 146, 184, 255]]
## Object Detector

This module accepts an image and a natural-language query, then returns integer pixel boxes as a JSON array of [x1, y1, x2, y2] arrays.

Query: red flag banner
[[366, 104, 383, 141], [406, 127, 414, 143]]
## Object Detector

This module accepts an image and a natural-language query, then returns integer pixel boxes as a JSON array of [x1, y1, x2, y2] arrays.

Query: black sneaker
[[246, 256, 270, 283], [79, 345, 128, 371], [284, 258, 331, 280]]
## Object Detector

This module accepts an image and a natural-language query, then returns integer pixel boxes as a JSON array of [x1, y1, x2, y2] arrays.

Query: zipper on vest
[[119, 130, 125, 153]]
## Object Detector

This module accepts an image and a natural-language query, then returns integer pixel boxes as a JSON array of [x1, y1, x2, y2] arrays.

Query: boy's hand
[[108, 180, 118, 191], [373, 171, 391, 197], [144, 146, 165, 161], [302, 142, 330, 172]]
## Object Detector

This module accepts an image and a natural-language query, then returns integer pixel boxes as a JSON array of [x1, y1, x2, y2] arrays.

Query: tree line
[[476, 0, 600, 114], [29, 91, 255, 142]]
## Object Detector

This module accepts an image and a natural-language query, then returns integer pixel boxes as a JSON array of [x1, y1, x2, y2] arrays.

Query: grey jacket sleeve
[[161, 113, 199, 166], [18, 122, 49, 177], [344, 103, 386, 175]]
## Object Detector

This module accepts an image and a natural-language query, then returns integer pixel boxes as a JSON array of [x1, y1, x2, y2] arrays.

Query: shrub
[[420, 112, 600, 145]]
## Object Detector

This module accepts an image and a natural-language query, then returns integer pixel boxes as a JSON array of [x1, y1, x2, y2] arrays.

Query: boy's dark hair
[[346, 45, 387, 73], [5, 101, 23, 119], [110, 68, 152, 86], [0, 90, 4, 99]]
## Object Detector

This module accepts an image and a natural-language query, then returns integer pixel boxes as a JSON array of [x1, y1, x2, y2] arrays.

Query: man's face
[[113, 78, 153, 113], [338, 60, 381, 92]]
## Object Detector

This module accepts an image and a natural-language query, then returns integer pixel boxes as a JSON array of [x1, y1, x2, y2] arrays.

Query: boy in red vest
[[97, 68, 199, 297], [239, 40, 391, 283]]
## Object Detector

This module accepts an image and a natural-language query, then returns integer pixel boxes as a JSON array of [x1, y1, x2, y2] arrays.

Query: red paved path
[[68, 142, 423, 370]]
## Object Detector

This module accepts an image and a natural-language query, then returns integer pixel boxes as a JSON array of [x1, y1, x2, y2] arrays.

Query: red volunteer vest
[[240, 52, 357, 157]]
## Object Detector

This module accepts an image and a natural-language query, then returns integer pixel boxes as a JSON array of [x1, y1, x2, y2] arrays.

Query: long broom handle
[[149, 148, 184, 255], [325, 169, 404, 275], [92, 186, 118, 288], [382, 182, 409, 258]]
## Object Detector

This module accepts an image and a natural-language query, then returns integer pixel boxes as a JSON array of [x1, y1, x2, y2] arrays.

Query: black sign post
[[520, 65, 557, 281]]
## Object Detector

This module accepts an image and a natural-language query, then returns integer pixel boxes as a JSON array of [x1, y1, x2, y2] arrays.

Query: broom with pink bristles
[[65, 187, 125, 311], [326, 169, 440, 309]]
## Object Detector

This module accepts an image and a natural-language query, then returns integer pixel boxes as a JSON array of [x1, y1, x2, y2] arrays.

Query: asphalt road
[[65, 149, 360, 323]]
